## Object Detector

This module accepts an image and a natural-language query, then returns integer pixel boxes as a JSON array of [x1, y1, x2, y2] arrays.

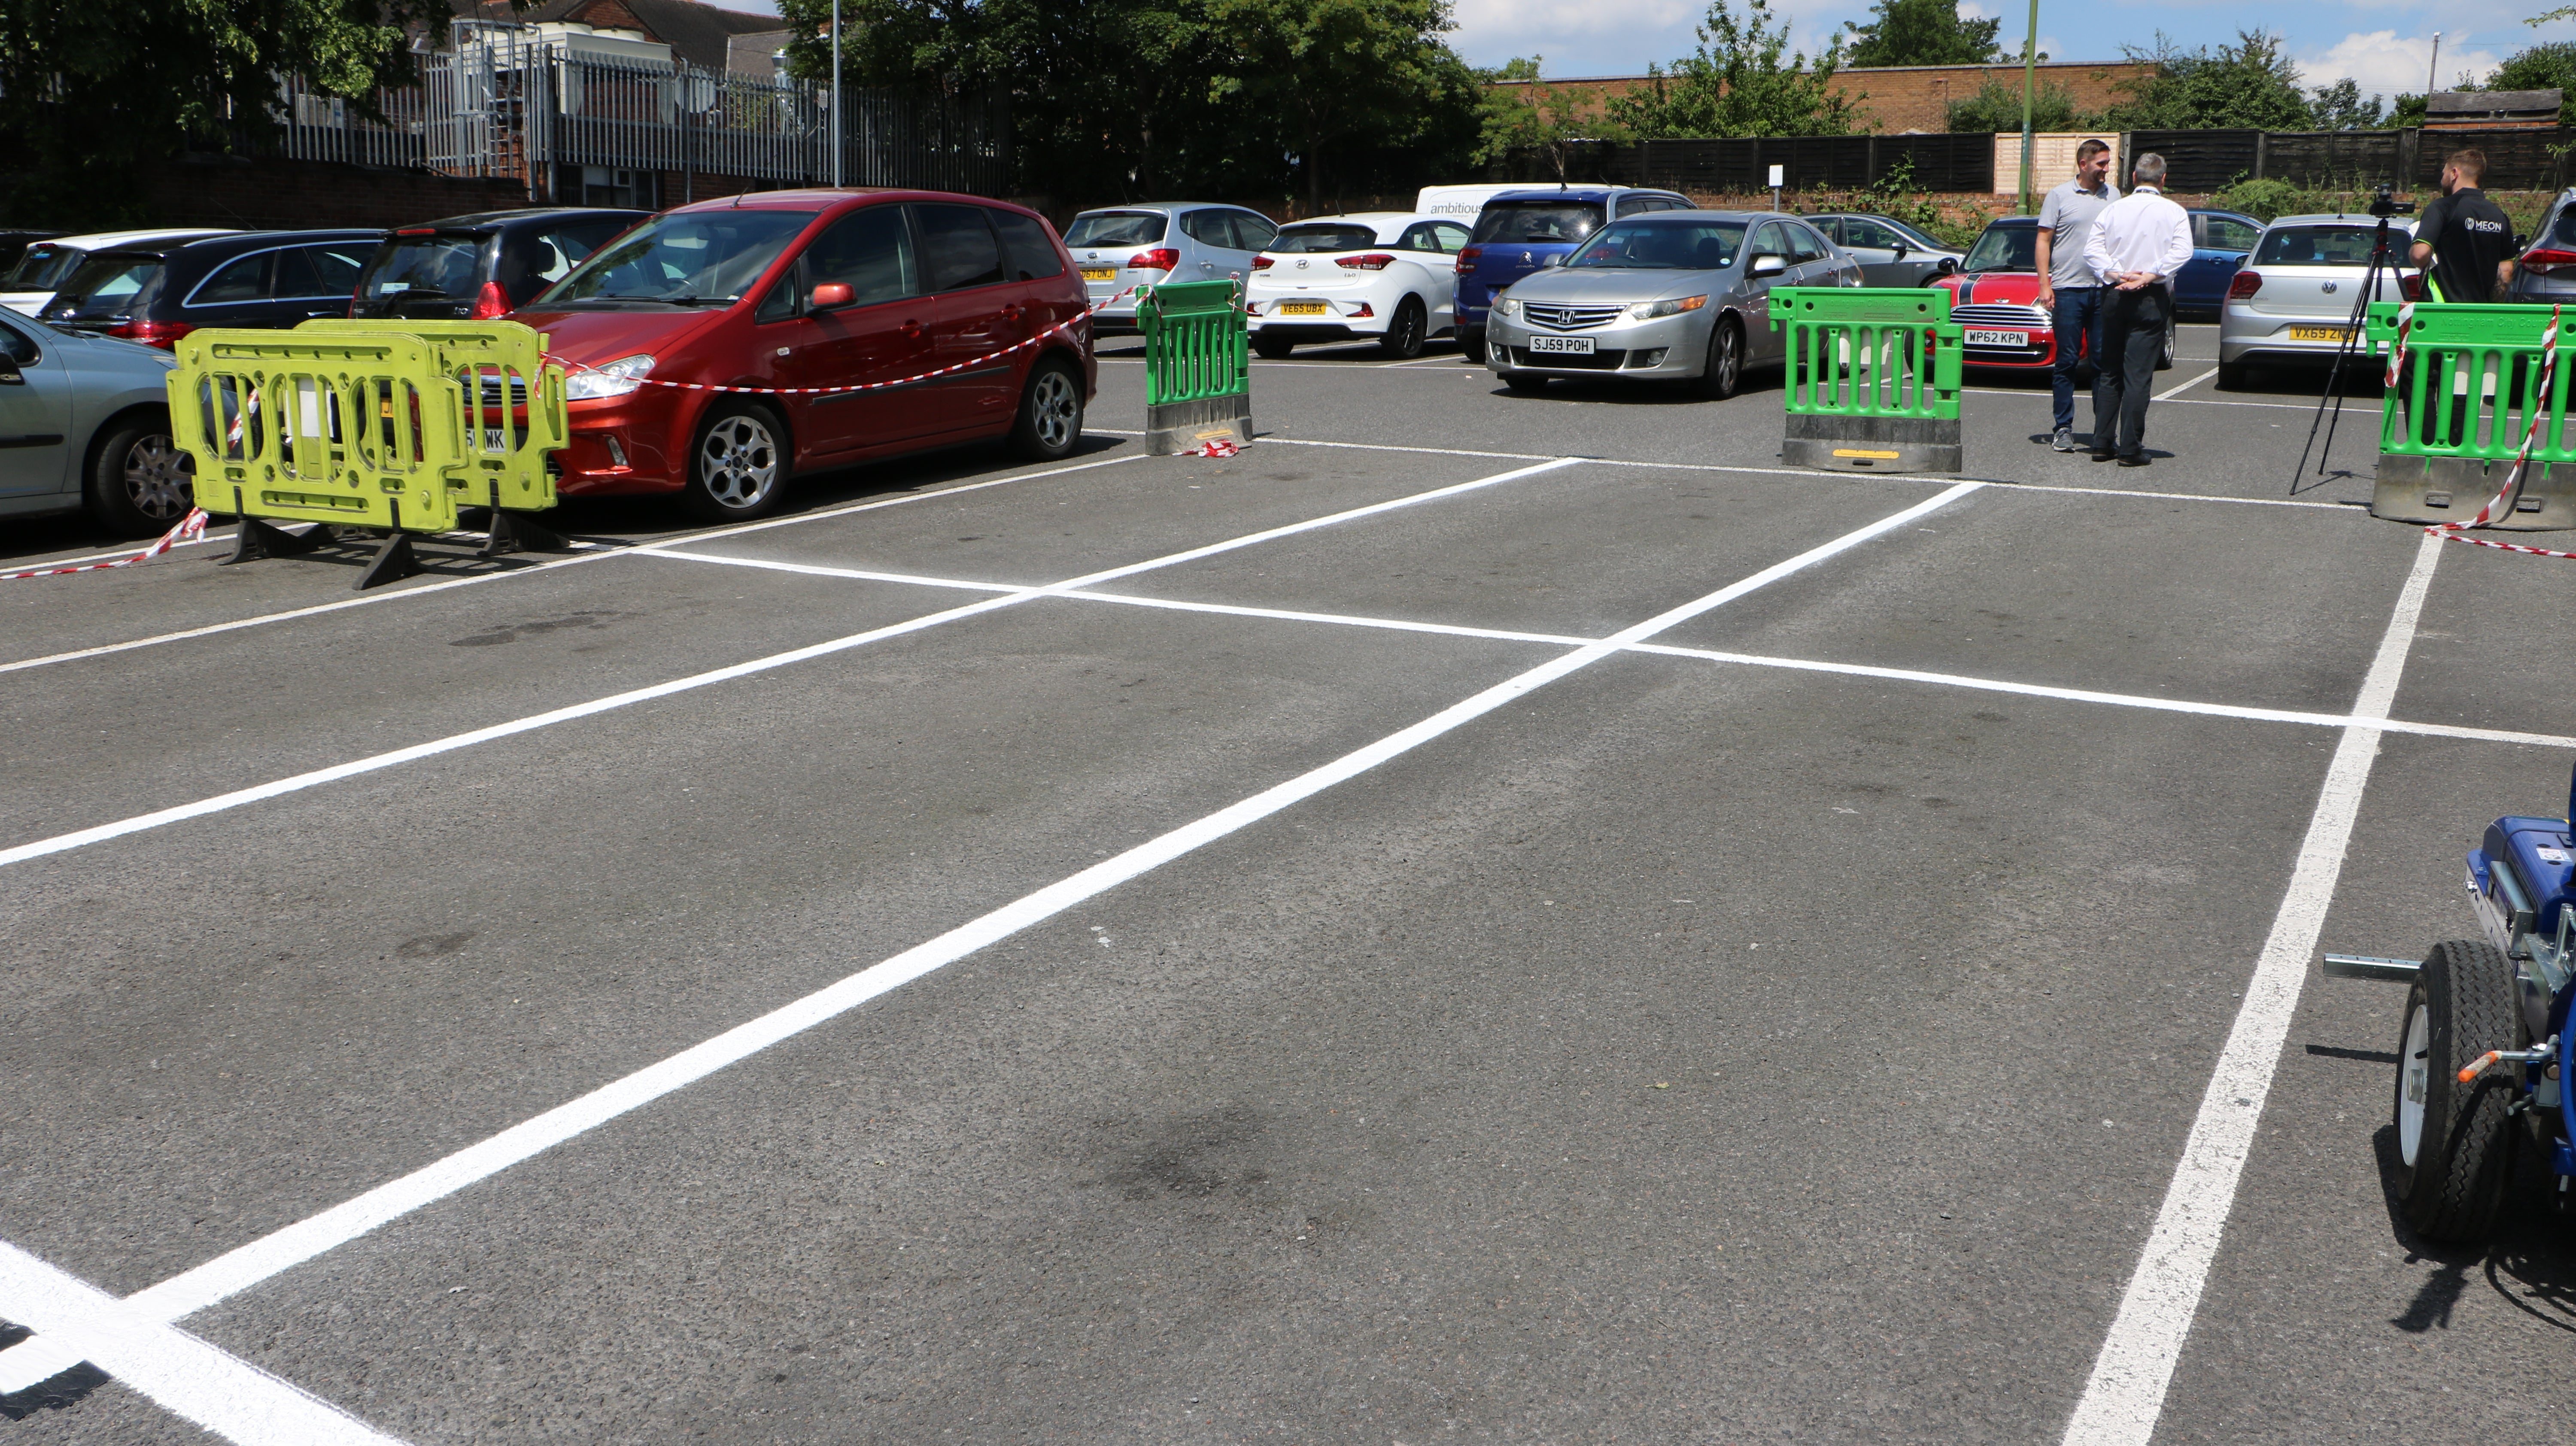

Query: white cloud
[[2296, 29, 2504, 102]]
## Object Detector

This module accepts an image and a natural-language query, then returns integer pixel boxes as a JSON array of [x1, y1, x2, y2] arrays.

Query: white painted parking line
[[0, 451, 1148, 680], [5, 531, 232, 570], [2060, 529, 2441, 1446], [0, 1239, 401, 1445], [633, 555, 2568, 749], [1966, 386, 2371, 413], [0, 459, 1579, 873], [2154, 365, 2221, 402], [0, 480, 1980, 1400]]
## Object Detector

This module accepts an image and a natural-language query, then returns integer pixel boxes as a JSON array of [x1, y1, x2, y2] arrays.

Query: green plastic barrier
[[2364, 301, 2576, 529], [1770, 287, 1962, 473], [1137, 279, 1251, 454], [298, 318, 568, 516], [168, 328, 465, 537]]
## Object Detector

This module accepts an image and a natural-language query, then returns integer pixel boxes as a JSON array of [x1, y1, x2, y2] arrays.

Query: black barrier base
[[1146, 393, 1253, 456], [1780, 412, 1962, 474], [354, 532, 423, 591], [2371, 453, 2576, 530], [478, 509, 574, 558], [221, 517, 333, 565]]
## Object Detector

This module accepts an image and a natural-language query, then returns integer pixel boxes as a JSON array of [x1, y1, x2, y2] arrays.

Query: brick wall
[[145, 157, 538, 231], [1489, 61, 2154, 135]]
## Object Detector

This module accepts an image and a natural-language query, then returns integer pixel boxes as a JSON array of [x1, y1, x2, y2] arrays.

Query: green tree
[[1842, 0, 2002, 69], [0, 0, 455, 225], [2485, 40, 2576, 94], [1211, 0, 1482, 213], [2388, 92, 2429, 127], [1609, 0, 1864, 139], [2108, 30, 2314, 130], [1943, 76, 2096, 132], [2307, 77, 2384, 130], [1476, 56, 1625, 182]]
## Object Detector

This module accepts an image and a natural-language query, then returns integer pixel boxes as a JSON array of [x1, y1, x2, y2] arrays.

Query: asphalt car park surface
[[4, 321, 2571, 1443]]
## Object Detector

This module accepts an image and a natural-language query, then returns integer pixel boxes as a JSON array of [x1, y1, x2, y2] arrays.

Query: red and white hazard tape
[[2381, 299, 2415, 388], [2424, 303, 2571, 556], [547, 286, 1144, 398], [1189, 438, 1241, 458], [0, 507, 210, 581]]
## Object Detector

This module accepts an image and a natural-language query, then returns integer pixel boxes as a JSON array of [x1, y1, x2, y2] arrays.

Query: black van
[[39, 230, 385, 347], [351, 208, 647, 320]]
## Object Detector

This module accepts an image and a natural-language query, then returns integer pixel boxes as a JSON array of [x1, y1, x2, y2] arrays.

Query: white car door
[[1397, 221, 1469, 331], [0, 312, 73, 500]]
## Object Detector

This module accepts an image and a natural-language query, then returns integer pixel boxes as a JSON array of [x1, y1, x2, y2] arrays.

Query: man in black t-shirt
[[2410, 149, 2517, 302]]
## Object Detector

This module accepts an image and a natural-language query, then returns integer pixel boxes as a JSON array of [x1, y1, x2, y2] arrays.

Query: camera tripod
[[2290, 205, 2418, 494]]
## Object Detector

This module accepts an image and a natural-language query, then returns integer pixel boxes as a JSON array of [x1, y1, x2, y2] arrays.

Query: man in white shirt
[[2080, 152, 2193, 466]]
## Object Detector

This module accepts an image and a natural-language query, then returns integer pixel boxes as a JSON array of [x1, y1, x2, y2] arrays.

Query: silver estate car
[[0, 305, 192, 536], [1807, 213, 1964, 286], [2506, 186, 2575, 304], [2217, 213, 2418, 389], [1482, 210, 1860, 398], [1066, 203, 1281, 334]]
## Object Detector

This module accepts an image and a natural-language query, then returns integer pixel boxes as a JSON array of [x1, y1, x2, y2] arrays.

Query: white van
[[1415, 184, 1580, 220]]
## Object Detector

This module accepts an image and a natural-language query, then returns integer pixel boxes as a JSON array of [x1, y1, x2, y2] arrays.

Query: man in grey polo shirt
[[2034, 139, 2119, 452]]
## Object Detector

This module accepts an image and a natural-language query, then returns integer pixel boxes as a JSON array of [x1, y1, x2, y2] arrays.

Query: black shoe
[[2117, 453, 2151, 468], [2089, 450, 2116, 462]]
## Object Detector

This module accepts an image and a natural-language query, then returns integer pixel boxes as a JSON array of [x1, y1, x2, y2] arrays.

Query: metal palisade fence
[[279, 31, 1009, 197]]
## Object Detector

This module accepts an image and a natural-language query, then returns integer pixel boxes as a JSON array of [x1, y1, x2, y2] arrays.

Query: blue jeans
[[2051, 287, 2107, 432]]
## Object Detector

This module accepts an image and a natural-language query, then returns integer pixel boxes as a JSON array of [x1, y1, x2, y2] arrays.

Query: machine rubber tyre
[[1253, 335, 1295, 360], [1380, 298, 1428, 359], [1009, 356, 1085, 461], [85, 413, 196, 538], [681, 401, 789, 523], [1459, 329, 1488, 365], [2393, 938, 2522, 1242], [2155, 316, 2176, 371], [1500, 371, 1550, 394], [1692, 318, 1744, 400], [2216, 360, 2250, 390]]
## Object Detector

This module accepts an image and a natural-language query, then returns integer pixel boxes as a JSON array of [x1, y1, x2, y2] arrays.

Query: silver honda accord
[[1481, 210, 1861, 398]]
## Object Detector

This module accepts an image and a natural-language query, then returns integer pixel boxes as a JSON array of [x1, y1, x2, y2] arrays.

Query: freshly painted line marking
[[0, 1239, 402, 1445], [2154, 365, 2221, 401], [0, 480, 1980, 1396], [0, 452, 1146, 679], [1065, 587, 1592, 648], [9, 531, 232, 570], [643, 550, 1020, 594], [2060, 529, 2441, 1446], [0, 459, 1579, 873]]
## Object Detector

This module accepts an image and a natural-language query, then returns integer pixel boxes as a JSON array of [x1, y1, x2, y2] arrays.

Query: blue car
[[2172, 209, 2262, 317], [1454, 186, 1693, 364]]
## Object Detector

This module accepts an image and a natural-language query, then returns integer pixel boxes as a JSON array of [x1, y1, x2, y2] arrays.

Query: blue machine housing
[[2461, 782, 2576, 1182]]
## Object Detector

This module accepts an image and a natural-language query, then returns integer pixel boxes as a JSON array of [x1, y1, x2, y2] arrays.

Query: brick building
[[1486, 60, 2154, 135]]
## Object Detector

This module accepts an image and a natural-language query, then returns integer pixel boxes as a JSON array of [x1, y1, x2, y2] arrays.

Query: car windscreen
[[3, 243, 82, 291], [1268, 224, 1381, 254], [1960, 225, 2036, 273], [538, 209, 818, 306], [1470, 201, 1604, 246], [360, 235, 485, 303], [2251, 225, 2385, 267], [1064, 212, 1167, 248], [41, 251, 167, 320], [1567, 218, 1746, 270]]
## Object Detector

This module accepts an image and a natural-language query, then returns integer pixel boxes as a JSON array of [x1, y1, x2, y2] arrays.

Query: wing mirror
[[1749, 254, 1786, 279], [1934, 256, 1959, 275], [1890, 241, 1909, 260], [808, 281, 854, 310], [1542, 252, 1565, 267]]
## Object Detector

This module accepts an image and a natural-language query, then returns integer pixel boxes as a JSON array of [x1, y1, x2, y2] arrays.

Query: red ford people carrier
[[517, 189, 1097, 521]]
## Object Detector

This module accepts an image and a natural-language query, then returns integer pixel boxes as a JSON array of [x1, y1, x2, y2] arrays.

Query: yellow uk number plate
[[1081, 267, 1118, 282], [2287, 324, 2349, 342], [1276, 301, 1329, 316]]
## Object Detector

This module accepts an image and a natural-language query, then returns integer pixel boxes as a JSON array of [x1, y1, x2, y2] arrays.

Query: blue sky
[[712, 0, 2570, 106]]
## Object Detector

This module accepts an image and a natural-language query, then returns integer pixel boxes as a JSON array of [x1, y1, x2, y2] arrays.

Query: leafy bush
[[2208, 176, 2306, 222]]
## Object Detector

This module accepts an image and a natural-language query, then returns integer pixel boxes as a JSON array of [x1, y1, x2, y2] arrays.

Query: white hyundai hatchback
[[1246, 212, 1471, 359]]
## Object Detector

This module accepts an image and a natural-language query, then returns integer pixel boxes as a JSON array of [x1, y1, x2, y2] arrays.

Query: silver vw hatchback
[[1481, 210, 1860, 398], [2217, 213, 2418, 388], [1064, 203, 1281, 334]]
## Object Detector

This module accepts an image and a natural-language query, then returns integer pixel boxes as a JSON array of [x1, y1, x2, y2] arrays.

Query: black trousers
[[2093, 285, 2170, 458]]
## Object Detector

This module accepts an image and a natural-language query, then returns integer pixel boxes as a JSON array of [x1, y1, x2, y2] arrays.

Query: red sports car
[[1932, 217, 2172, 371]]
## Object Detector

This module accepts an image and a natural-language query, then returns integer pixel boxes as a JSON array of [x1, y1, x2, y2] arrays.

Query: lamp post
[[2427, 32, 2441, 103], [2017, 0, 2039, 215], [829, 0, 840, 187]]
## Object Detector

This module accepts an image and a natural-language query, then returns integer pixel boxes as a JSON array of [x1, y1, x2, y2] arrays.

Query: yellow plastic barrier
[[168, 328, 465, 538], [297, 319, 567, 516]]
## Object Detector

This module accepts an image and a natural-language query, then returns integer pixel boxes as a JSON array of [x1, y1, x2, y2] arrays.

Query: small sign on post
[[1769, 163, 1784, 211]]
